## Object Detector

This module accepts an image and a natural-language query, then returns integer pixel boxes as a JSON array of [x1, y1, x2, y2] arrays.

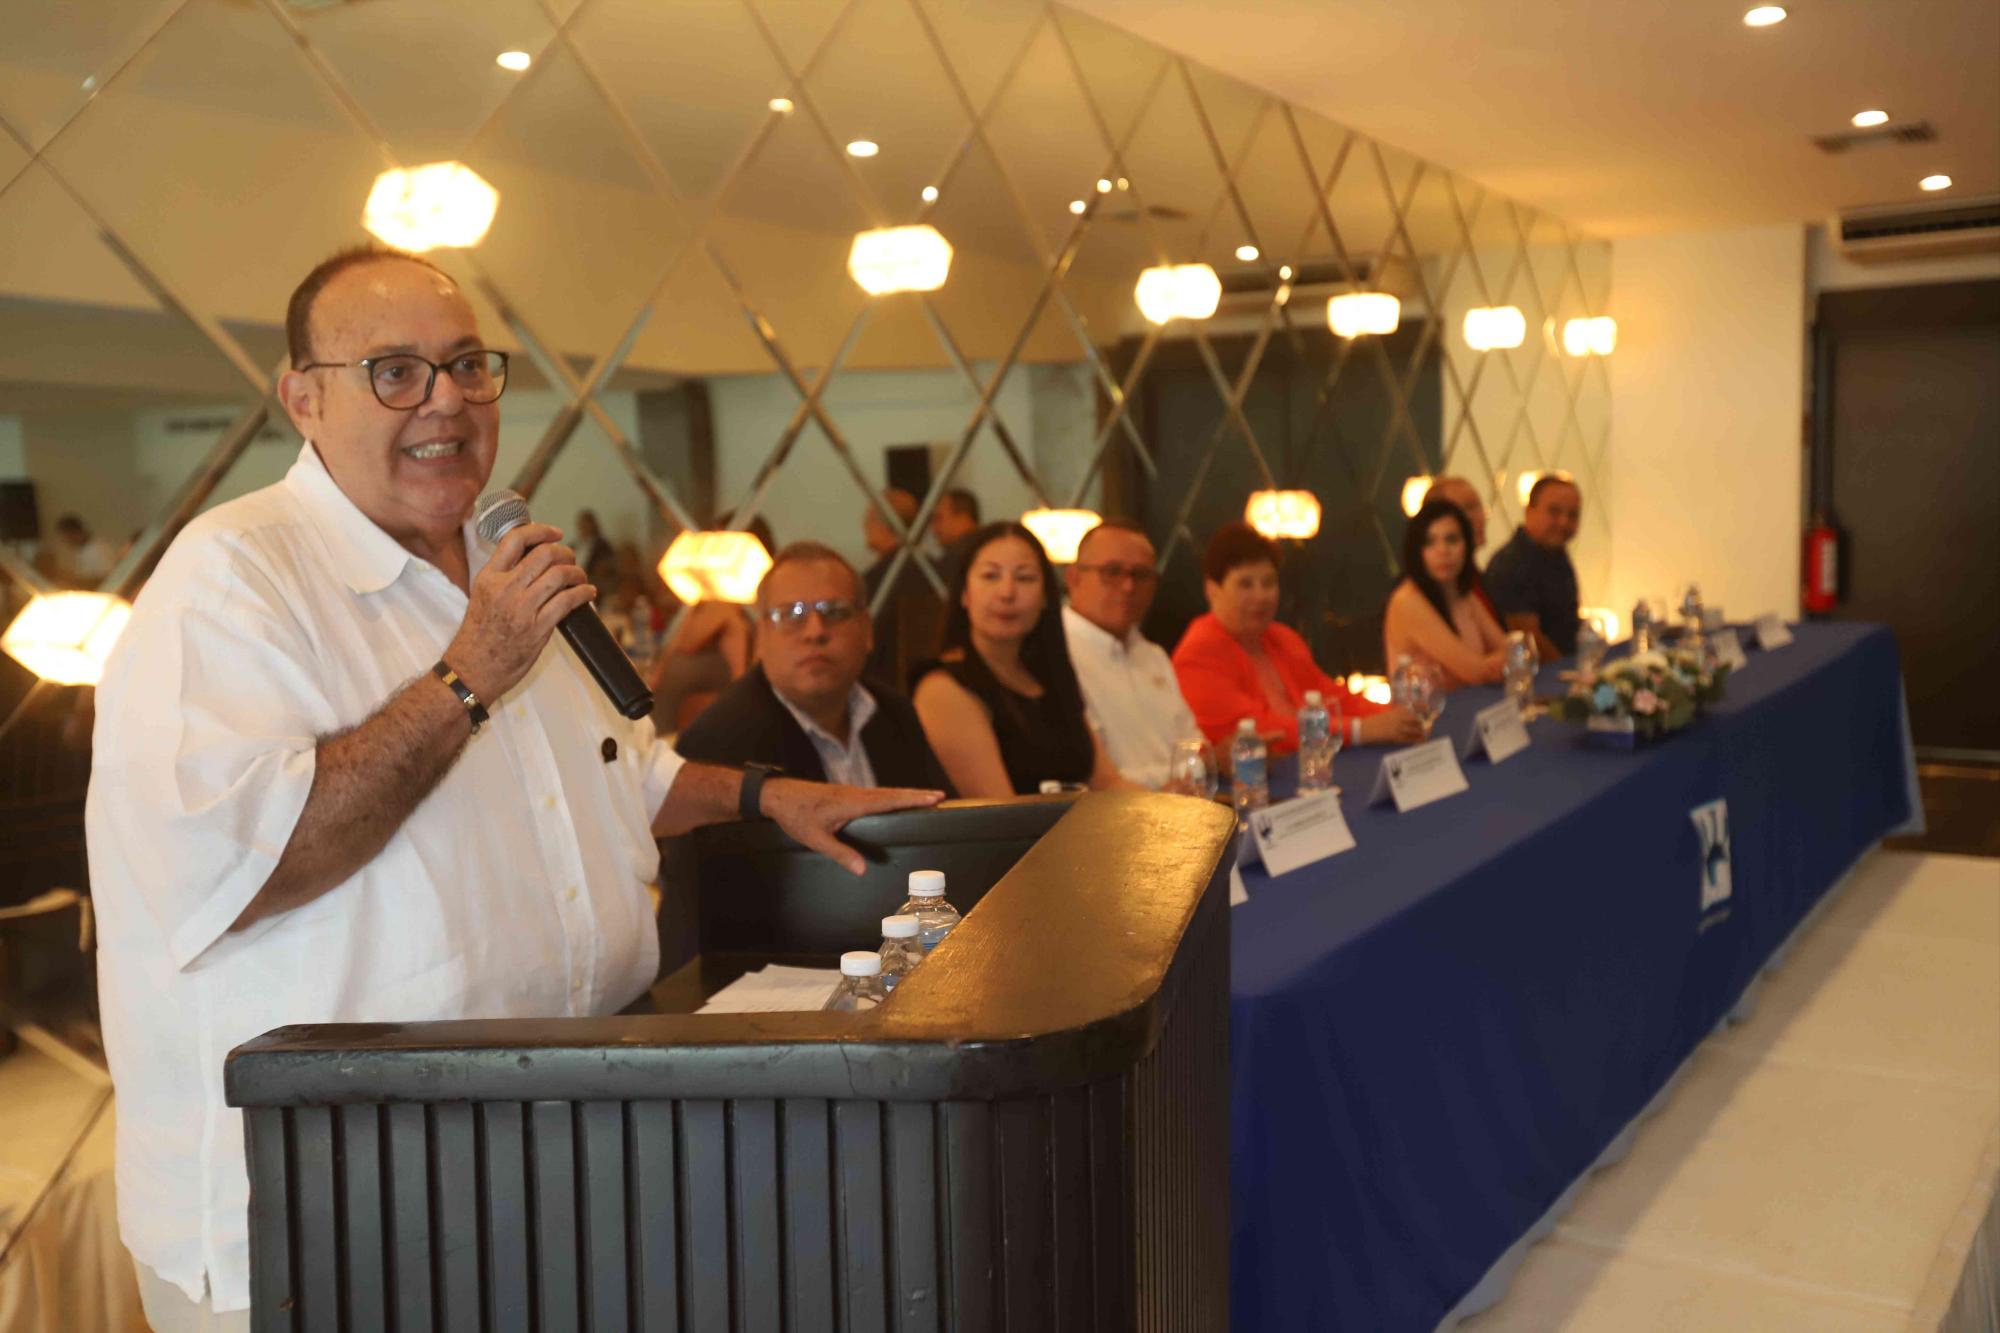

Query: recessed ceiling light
[[1850, 108, 1890, 128], [921, 185, 938, 203], [1235, 245, 1260, 262], [1096, 178, 1112, 194], [1920, 174, 1953, 191], [1116, 177, 1130, 191], [1068, 199, 1087, 215], [846, 140, 879, 158], [769, 97, 794, 114], [1279, 264, 1294, 280], [496, 50, 531, 71], [1743, 5, 1786, 26]]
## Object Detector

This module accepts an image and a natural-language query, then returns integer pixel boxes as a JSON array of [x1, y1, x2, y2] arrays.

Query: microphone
[[473, 490, 654, 721]]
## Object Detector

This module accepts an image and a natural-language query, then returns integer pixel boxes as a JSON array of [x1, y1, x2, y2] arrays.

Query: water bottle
[[898, 870, 962, 953], [1631, 598, 1655, 653], [823, 952, 888, 1011], [1503, 630, 1537, 712], [1230, 718, 1268, 817], [877, 914, 924, 992], [1297, 691, 1336, 793]]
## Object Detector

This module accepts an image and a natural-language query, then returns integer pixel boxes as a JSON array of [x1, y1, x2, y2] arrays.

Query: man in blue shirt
[[1485, 474, 1583, 657]]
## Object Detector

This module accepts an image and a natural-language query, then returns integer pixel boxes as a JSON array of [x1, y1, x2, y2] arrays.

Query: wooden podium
[[226, 792, 1236, 1331]]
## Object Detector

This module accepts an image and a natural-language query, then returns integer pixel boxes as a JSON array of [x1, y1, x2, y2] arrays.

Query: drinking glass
[[1575, 622, 1608, 676], [1503, 630, 1539, 713], [1392, 659, 1444, 738], [1165, 737, 1219, 799]]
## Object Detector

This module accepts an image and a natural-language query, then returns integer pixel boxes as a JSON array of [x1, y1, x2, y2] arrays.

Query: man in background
[[40, 513, 115, 589], [929, 485, 982, 589], [676, 541, 950, 791], [1485, 473, 1583, 657], [860, 487, 923, 687], [1061, 520, 1199, 788]]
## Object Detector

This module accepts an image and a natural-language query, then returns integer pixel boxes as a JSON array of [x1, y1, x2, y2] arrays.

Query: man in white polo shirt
[[1060, 519, 1202, 788], [86, 245, 941, 1329]]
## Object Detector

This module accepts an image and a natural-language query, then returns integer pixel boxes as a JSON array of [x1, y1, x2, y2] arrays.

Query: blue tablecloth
[[1228, 622, 1915, 1331]]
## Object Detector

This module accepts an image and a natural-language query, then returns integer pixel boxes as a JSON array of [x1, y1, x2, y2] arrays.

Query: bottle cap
[[840, 951, 883, 977], [1038, 779, 1063, 794], [881, 914, 919, 938], [908, 869, 947, 898], [1304, 690, 1322, 706], [1237, 717, 1256, 733]]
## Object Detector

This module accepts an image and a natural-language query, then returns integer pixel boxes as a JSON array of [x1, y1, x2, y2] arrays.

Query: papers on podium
[[697, 964, 842, 1014]]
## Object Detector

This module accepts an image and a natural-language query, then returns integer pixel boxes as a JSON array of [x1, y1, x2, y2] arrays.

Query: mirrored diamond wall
[[0, 0, 1612, 720]]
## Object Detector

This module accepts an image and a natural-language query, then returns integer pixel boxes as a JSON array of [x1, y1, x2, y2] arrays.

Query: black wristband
[[432, 660, 489, 734], [738, 763, 780, 821]]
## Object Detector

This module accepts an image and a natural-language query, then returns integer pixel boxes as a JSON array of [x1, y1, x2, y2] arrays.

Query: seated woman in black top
[[912, 522, 1133, 798]]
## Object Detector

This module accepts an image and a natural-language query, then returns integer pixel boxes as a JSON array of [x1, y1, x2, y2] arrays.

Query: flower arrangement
[[1548, 647, 1729, 742]]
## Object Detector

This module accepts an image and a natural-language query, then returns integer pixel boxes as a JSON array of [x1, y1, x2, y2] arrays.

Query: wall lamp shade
[[1579, 606, 1623, 643], [1562, 316, 1617, 357], [1462, 305, 1526, 351], [1345, 673, 1394, 706], [1134, 263, 1222, 324], [2, 591, 132, 685], [1245, 489, 1321, 540], [659, 531, 772, 605], [1514, 469, 1576, 507], [847, 225, 953, 295], [1019, 508, 1101, 563], [1327, 292, 1400, 338], [1401, 475, 1433, 518], [362, 163, 499, 252]]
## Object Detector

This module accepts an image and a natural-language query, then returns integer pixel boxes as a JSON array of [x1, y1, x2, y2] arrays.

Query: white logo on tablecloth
[[1690, 798, 1732, 918]]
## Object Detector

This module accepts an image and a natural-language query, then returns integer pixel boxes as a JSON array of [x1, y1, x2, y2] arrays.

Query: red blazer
[[1171, 612, 1384, 753]]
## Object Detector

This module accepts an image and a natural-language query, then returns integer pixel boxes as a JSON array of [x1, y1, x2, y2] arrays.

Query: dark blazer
[[674, 664, 955, 795]]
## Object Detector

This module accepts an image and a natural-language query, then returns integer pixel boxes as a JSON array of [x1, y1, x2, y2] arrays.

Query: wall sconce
[[1019, 508, 1101, 563], [659, 531, 772, 605], [1562, 316, 1617, 357], [362, 162, 500, 252], [2, 591, 133, 685], [1134, 263, 1222, 325], [1400, 476, 1432, 518], [1345, 672, 1394, 706], [1462, 305, 1526, 351], [847, 225, 953, 295], [1245, 490, 1321, 540], [1327, 292, 1400, 339], [1513, 469, 1574, 507], [1579, 606, 1623, 643]]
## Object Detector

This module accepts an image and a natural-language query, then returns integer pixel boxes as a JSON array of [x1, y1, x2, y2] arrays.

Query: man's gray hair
[[754, 540, 866, 609]]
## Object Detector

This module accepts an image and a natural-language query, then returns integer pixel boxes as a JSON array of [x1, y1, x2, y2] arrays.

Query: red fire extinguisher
[[1802, 515, 1839, 613]]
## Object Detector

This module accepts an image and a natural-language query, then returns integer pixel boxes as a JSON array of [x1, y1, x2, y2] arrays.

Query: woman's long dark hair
[[1402, 498, 1478, 626], [939, 521, 1089, 732]]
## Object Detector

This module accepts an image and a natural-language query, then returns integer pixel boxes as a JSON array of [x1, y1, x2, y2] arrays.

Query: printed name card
[[1711, 628, 1748, 671], [1462, 698, 1532, 764], [1368, 737, 1471, 813], [1247, 790, 1357, 877], [1753, 613, 1794, 650]]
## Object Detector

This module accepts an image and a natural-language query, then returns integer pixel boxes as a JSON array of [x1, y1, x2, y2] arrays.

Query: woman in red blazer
[[1172, 523, 1423, 753]]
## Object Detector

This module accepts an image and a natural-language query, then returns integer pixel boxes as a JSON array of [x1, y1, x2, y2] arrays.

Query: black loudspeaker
[[884, 442, 932, 499], [0, 481, 38, 543]]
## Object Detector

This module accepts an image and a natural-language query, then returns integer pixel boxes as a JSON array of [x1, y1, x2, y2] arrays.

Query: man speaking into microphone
[[85, 245, 943, 1331]]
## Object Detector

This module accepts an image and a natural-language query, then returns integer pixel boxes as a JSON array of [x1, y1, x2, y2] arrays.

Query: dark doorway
[[1818, 280, 2000, 756]]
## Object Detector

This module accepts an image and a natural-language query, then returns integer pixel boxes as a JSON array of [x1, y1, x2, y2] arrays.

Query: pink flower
[[1632, 688, 1660, 715]]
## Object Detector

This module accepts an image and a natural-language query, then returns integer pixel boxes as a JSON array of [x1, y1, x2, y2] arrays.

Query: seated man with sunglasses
[[675, 541, 954, 793], [1061, 519, 1201, 789]]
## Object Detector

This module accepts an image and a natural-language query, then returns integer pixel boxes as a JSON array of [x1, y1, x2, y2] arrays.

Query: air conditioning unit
[[1834, 195, 2000, 263]]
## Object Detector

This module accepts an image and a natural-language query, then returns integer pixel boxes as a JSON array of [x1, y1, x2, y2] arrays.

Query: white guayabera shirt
[[1061, 603, 1199, 789], [86, 443, 684, 1312]]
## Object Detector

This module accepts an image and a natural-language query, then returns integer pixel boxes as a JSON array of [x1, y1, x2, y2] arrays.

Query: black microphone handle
[[555, 602, 655, 720]]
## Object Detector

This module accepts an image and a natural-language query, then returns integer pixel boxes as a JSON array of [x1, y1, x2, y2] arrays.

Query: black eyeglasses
[[298, 349, 510, 410], [762, 598, 861, 632], [1074, 562, 1159, 586]]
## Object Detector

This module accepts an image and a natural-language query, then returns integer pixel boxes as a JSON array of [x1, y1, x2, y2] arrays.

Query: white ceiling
[[1062, 0, 2000, 237]]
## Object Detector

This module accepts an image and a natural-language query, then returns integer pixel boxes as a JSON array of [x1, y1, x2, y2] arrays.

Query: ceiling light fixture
[[1850, 108, 1890, 128], [1116, 177, 1130, 190], [921, 185, 938, 203], [1562, 316, 1618, 357], [1245, 490, 1322, 541], [495, 50, 531, 72], [362, 162, 499, 251], [1020, 508, 1102, 564], [1235, 244, 1260, 262], [1920, 174, 1952, 191], [1279, 264, 1294, 281], [1068, 199, 1086, 215], [1096, 178, 1112, 194], [1134, 263, 1222, 325], [2, 591, 132, 685], [1743, 6, 1786, 26], [768, 97, 794, 114], [1400, 476, 1433, 519], [660, 532, 772, 605], [845, 139, 879, 158], [847, 225, 953, 295], [1463, 305, 1527, 351], [1327, 291, 1400, 339]]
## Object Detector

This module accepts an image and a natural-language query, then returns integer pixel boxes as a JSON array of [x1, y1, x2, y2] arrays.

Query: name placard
[[1367, 738, 1471, 813], [1753, 613, 1794, 650], [1711, 628, 1748, 671], [1247, 790, 1356, 877], [1462, 698, 1531, 765]]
